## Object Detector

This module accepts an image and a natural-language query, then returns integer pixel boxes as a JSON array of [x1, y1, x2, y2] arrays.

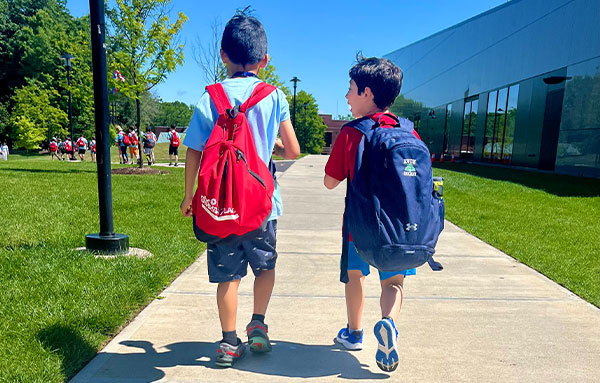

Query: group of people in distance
[[179, 11, 413, 374], [49, 135, 96, 161], [115, 125, 159, 166]]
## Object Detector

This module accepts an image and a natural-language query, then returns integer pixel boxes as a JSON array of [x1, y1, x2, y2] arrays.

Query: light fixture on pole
[[60, 53, 75, 160], [290, 76, 300, 129]]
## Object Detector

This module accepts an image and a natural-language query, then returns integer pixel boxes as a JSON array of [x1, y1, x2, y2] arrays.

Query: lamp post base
[[85, 233, 129, 254]]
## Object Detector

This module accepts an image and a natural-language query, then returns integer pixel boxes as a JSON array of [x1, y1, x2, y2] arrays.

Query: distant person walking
[[90, 136, 96, 162], [143, 127, 157, 165], [167, 124, 180, 166], [49, 138, 60, 160], [128, 127, 139, 165], [58, 139, 66, 160], [64, 138, 73, 160], [115, 126, 129, 164], [76, 134, 88, 161], [0, 142, 8, 160]]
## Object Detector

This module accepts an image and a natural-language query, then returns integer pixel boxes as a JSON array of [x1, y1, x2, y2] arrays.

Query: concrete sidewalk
[[72, 155, 600, 383]]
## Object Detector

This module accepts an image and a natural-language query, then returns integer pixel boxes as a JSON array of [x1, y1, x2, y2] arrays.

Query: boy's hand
[[273, 137, 284, 157], [180, 196, 193, 217]]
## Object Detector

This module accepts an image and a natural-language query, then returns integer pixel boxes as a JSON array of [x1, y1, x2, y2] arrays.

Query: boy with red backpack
[[167, 124, 180, 166], [115, 126, 129, 164], [180, 10, 299, 368], [324, 57, 443, 373], [49, 138, 59, 160], [64, 138, 73, 160], [76, 134, 88, 161], [128, 127, 139, 165]]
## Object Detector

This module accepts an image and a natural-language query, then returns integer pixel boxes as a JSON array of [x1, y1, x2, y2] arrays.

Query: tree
[[192, 18, 226, 84], [389, 94, 426, 121], [0, 0, 95, 147], [258, 58, 291, 95], [152, 100, 194, 127], [108, 0, 187, 167], [287, 90, 326, 154], [10, 78, 67, 149]]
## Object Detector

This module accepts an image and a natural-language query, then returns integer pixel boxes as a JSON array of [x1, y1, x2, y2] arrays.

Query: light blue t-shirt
[[184, 77, 290, 221]]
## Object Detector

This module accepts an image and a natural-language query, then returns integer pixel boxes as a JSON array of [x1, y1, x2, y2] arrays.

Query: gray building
[[385, 0, 600, 177]]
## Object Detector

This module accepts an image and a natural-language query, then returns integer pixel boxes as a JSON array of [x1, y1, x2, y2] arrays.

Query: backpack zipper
[[235, 149, 266, 188]]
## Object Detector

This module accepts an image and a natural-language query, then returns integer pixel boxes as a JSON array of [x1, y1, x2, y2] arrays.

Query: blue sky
[[67, 0, 508, 116]]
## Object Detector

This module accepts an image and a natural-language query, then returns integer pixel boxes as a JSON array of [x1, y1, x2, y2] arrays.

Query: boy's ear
[[258, 53, 269, 69], [363, 86, 375, 101], [220, 49, 230, 65]]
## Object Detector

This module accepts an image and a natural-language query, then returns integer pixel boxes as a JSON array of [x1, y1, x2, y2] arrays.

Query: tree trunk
[[136, 94, 143, 168]]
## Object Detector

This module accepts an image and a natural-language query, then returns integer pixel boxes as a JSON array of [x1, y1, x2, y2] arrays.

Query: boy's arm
[[324, 174, 341, 189], [274, 119, 300, 159], [180, 147, 202, 217]]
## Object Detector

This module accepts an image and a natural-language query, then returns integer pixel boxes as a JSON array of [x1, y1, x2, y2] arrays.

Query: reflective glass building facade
[[385, 0, 600, 177]]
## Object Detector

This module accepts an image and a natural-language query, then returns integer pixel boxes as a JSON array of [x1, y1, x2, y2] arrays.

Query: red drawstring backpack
[[192, 82, 276, 243]]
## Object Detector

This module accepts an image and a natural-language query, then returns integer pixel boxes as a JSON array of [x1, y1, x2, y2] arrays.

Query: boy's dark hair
[[170, 124, 176, 130], [221, 10, 267, 66], [349, 56, 403, 110]]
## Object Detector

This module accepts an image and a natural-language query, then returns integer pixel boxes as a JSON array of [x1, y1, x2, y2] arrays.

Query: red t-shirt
[[324, 113, 421, 239]]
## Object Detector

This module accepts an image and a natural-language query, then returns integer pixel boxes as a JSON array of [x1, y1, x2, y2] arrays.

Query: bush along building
[[385, 0, 600, 177]]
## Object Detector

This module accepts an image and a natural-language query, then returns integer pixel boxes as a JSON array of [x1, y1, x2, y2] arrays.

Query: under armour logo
[[405, 223, 418, 231]]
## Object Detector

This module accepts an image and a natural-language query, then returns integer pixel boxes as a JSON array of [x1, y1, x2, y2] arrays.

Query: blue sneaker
[[374, 318, 399, 372], [335, 326, 363, 350]]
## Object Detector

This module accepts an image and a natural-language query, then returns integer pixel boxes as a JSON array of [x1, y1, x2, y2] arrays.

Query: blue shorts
[[205, 220, 277, 283], [346, 241, 416, 280]]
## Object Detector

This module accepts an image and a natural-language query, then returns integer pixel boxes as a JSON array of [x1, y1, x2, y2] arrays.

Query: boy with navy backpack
[[180, 10, 300, 368], [325, 56, 443, 373]]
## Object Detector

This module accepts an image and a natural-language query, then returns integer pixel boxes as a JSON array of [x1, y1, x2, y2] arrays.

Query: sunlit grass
[[0, 156, 204, 382], [433, 162, 600, 307]]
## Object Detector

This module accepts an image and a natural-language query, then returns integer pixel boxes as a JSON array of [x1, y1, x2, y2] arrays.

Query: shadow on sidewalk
[[90, 339, 388, 381]]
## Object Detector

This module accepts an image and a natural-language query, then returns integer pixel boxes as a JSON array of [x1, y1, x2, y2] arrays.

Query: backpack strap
[[240, 82, 276, 112], [206, 83, 232, 115]]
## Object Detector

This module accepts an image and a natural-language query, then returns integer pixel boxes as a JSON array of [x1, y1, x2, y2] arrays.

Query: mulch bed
[[111, 167, 169, 175]]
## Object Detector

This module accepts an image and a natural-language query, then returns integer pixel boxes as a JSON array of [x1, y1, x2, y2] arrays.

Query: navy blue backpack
[[341, 114, 444, 281]]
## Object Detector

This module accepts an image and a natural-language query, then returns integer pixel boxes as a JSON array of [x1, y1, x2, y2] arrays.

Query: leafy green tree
[[10, 78, 67, 149], [108, 0, 187, 166], [0, 0, 95, 147], [258, 58, 291, 95], [287, 90, 325, 154], [153, 100, 194, 127]]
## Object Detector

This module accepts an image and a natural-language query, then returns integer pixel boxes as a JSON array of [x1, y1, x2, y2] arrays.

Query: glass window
[[483, 91, 497, 160], [460, 99, 478, 158], [469, 99, 478, 155], [503, 84, 519, 163], [443, 104, 451, 156], [493, 87, 508, 162], [461, 101, 472, 154]]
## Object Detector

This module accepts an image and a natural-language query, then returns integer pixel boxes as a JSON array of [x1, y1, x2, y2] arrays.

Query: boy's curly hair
[[349, 55, 403, 110], [221, 7, 267, 67]]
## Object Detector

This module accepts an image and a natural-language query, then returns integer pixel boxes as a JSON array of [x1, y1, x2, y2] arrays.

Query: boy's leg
[[336, 242, 368, 351], [217, 279, 241, 332], [380, 274, 404, 322], [346, 270, 366, 330], [253, 268, 275, 315], [374, 273, 405, 373], [245, 220, 277, 353], [205, 240, 248, 368]]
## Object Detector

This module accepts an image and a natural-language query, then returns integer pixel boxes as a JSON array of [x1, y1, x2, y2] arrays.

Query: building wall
[[385, 0, 600, 176]]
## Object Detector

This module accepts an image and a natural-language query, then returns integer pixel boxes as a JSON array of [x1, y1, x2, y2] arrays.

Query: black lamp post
[[86, 0, 129, 253], [290, 76, 300, 129], [60, 53, 74, 160]]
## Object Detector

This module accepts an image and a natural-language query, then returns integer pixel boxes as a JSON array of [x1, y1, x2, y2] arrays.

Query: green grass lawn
[[0, 155, 204, 382], [432, 162, 600, 307]]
